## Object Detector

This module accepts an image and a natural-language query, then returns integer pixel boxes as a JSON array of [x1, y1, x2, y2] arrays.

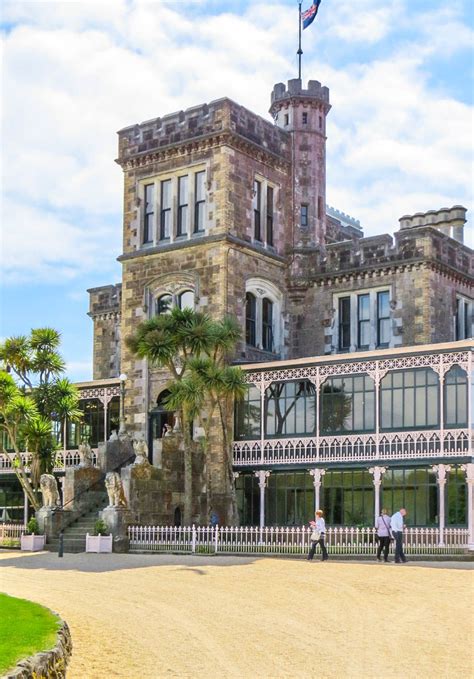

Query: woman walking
[[375, 508, 392, 563], [307, 510, 328, 561]]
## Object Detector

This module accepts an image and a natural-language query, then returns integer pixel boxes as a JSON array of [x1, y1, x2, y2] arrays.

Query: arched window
[[244, 279, 282, 353], [262, 298, 273, 351], [380, 369, 439, 430], [178, 290, 194, 310], [246, 293, 257, 346], [149, 390, 175, 440], [156, 294, 172, 315], [444, 366, 468, 427]]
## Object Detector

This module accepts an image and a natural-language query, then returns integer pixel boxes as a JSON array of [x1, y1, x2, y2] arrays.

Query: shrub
[[93, 519, 109, 536], [26, 517, 40, 535]]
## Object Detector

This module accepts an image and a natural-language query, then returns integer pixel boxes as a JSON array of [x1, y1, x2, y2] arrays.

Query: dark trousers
[[308, 537, 328, 561], [376, 536, 391, 561], [393, 531, 407, 562]]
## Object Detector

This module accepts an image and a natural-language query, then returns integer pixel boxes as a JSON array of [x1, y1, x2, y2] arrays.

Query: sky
[[1, 0, 473, 382]]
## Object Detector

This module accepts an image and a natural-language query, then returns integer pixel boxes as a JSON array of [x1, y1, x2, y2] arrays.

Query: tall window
[[447, 465, 467, 525], [236, 474, 259, 526], [245, 293, 257, 346], [194, 171, 205, 233], [235, 384, 261, 440], [266, 186, 274, 246], [177, 175, 188, 236], [323, 470, 374, 526], [301, 204, 308, 228], [178, 290, 194, 310], [377, 291, 391, 347], [143, 184, 154, 243], [381, 468, 437, 526], [380, 369, 439, 430], [338, 297, 351, 351], [156, 294, 172, 315], [265, 380, 316, 437], [302, 112, 308, 124], [253, 179, 262, 241], [262, 298, 273, 351], [444, 365, 468, 427], [357, 294, 370, 349], [160, 179, 171, 240], [456, 296, 472, 340], [320, 375, 375, 434]]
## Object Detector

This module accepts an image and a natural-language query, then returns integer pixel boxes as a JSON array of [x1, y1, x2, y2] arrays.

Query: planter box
[[86, 533, 113, 553], [21, 534, 45, 551]]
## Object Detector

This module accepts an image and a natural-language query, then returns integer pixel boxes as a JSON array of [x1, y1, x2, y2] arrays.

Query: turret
[[270, 79, 331, 246]]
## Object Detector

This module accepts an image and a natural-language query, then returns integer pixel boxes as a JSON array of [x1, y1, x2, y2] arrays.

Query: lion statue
[[79, 442, 94, 468], [40, 473, 60, 508], [105, 471, 127, 508], [133, 439, 150, 466]]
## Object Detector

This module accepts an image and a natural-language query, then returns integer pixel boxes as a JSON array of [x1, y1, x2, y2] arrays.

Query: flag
[[302, 0, 322, 30]]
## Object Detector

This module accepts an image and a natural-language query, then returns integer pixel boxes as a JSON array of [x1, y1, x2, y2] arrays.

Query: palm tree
[[127, 309, 247, 524]]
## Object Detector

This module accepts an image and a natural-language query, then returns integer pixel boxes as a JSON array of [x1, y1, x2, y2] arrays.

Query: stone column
[[461, 463, 474, 550], [369, 466, 386, 524], [309, 468, 325, 512], [255, 470, 270, 528], [431, 464, 451, 546]]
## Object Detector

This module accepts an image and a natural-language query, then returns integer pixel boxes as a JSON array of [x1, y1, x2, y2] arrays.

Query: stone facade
[[86, 76, 473, 524]]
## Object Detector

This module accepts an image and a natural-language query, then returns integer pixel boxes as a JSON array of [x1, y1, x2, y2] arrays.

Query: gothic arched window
[[246, 293, 257, 346], [178, 290, 194, 311], [156, 294, 172, 315]]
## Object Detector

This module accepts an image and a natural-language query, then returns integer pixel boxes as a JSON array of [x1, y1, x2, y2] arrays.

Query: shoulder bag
[[381, 515, 393, 542]]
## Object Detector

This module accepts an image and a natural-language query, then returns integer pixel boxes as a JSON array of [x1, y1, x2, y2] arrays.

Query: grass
[[0, 593, 60, 674]]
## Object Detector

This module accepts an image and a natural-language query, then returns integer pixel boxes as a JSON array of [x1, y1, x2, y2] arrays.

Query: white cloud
[[1, 0, 472, 287]]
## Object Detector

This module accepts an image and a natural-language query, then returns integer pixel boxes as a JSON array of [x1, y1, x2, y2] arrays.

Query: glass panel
[[339, 297, 351, 350], [301, 205, 308, 227], [265, 381, 316, 437], [266, 186, 274, 245], [194, 171, 206, 233], [177, 175, 188, 236], [156, 294, 172, 315], [262, 298, 273, 351], [178, 290, 194, 310], [161, 179, 171, 208], [253, 180, 261, 241], [235, 385, 261, 439]]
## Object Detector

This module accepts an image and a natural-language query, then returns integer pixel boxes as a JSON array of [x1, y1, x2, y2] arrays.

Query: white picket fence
[[0, 522, 25, 546], [128, 525, 470, 556]]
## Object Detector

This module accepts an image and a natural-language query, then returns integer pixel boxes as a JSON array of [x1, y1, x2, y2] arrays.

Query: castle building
[[1, 77, 473, 542]]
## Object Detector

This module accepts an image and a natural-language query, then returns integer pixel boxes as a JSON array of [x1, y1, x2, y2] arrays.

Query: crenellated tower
[[269, 78, 331, 248]]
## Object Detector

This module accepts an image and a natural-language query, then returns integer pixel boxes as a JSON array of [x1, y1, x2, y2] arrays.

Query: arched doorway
[[148, 390, 175, 461]]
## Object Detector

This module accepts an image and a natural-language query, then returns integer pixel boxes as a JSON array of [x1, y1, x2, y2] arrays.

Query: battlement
[[87, 284, 122, 318], [117, 98, 290, 165], [399, 206, 467, 244], [270, 78, 330, 108], [308, 210, 473, 279]]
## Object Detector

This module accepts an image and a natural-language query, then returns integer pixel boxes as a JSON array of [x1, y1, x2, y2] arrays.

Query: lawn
[[0, 593, 60, 674]]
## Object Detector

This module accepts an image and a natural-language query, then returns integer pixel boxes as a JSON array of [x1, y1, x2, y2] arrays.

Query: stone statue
[[133, 439, 149, 465], [105, 471, 127, 508], [163, 423, 172, 437], [109, 430, 119, 441], [172, 412, 181, 433], [79, 442, 94, 468], [40, 473, 60, 508]]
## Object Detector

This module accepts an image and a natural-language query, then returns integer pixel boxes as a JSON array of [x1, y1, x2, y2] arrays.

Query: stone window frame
[[455, 294, 473, 341], [252, 175, 278, 249], [145, 273, 198, 319], [332, 286, 394, 353], [245, 278, 283, 353], [138, 164, 208, 247]]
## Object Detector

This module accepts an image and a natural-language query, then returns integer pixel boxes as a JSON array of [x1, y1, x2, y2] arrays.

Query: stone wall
[[5, 617, 72, 679], [88, 284, 122, 379]]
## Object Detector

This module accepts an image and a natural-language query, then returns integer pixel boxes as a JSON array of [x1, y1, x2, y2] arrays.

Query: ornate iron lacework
[[78, 385, 120, 403], [244, 350, 471, 386]]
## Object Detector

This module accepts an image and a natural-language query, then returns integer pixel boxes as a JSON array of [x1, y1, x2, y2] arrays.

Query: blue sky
[[1, 0, 473, 382]]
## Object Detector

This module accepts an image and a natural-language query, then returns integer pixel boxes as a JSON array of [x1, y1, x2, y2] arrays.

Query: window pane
[[156, 294, 172, 315], [161, 179, 171, 208], [178, 290, 194, 310], [262, 298, 273, 351], [178, 175, 188, 205], [339, 297, 351, 350], [254, 180, 261, 241], [245, 293, 256, 346], [358, 294, 370, 320], [301, 205, 308, 227], [195, 171, 205, 202]]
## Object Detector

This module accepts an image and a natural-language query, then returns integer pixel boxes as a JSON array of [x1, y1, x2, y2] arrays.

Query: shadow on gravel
[[0, 550, 472, 572]]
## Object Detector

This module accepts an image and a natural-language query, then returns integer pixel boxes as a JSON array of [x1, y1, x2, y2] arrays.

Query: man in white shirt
[[391, 508, 408, 563]]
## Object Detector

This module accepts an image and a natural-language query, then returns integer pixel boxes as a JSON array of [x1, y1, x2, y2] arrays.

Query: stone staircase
[[45, 493, 109, 554]]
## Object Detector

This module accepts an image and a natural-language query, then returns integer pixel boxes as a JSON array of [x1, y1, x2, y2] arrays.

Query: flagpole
[[297, 1, 302, 80]]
